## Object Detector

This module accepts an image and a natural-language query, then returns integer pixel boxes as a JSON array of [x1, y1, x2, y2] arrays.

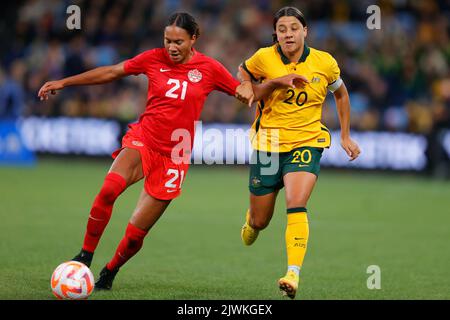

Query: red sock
[[82, 172, 127, 253], [106, 223, 148, 271]]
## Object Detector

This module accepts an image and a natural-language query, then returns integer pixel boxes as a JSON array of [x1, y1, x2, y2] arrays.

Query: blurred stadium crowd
[[0, 0, 449, 134]]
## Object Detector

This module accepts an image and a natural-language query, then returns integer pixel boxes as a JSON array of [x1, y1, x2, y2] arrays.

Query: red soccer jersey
[[124, 48, 240, 157]]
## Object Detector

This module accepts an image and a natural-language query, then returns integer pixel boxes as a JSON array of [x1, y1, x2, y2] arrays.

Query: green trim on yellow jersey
[[242, 62, 258, 82], [276, 43, 310, 64], [254, 100, 264, 133]]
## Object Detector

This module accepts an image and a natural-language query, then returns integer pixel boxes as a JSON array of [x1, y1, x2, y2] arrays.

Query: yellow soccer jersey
[[243, 43, 342, 152]]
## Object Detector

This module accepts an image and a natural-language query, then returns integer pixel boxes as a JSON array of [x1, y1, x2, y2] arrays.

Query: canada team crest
[[188, 69, 202, 83]]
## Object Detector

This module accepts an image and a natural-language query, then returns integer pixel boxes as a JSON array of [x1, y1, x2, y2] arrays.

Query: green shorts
[[249, 147, 324, 196]]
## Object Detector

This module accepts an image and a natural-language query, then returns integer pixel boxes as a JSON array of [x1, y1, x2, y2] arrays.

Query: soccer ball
[[50, 261, 95, 300]]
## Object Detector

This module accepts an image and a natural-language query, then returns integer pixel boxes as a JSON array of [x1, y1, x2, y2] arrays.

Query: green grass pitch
[[1, 158, 449, 300]]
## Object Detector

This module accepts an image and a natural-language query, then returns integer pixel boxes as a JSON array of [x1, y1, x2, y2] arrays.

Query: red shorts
[[112, 127, 189, 200]]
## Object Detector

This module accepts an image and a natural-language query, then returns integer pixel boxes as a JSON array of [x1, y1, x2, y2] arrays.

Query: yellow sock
[[285, 208, 309, 269], [241, 209, 259, 245]]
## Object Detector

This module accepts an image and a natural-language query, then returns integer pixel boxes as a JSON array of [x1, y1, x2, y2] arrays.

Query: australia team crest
[[188, 69, 202, 83]]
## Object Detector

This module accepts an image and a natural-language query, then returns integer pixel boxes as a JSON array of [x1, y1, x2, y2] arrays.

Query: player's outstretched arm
[[236, 65, 309, 106], [333, 83, 361, 161], [38, 62, 127, 100]]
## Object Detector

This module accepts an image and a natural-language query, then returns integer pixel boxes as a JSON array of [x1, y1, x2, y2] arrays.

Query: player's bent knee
[[250, 215, 271, 230], [98, 185, 120, 204], [96, 172, 127, 204]]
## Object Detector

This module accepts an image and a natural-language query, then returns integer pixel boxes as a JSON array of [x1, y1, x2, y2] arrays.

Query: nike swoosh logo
[[167, 189, 177, 193], [160, 68, 171, 72], [298, 164, 309, 167], [88, 215, 105, 222], [294, 237, 305, 240]]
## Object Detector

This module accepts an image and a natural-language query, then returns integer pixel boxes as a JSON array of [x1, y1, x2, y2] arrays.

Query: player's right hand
[[38, 80, 64, 101], [274, 74, 309, 89], [341, 137, 361, 161]]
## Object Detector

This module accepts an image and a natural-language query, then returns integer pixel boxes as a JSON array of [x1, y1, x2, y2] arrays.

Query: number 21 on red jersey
[[165, 79, 188, 100]]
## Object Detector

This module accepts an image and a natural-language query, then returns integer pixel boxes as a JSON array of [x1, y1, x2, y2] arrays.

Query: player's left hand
[[273, 74, 309, 89], [341, 137, 361, 161], [235, 81, 254, 107], [38, 80, 64, 101]]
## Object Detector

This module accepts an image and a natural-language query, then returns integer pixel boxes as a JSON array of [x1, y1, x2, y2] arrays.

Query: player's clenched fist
[[235, 81, 254, 107], [340, 137, 361, 161]]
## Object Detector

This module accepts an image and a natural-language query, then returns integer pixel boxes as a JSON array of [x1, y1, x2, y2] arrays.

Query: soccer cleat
[[241, 211, 259, 246], [95, 266, 119, 290], [278, 270, 300, 299], [71, 249, 93, 268]]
